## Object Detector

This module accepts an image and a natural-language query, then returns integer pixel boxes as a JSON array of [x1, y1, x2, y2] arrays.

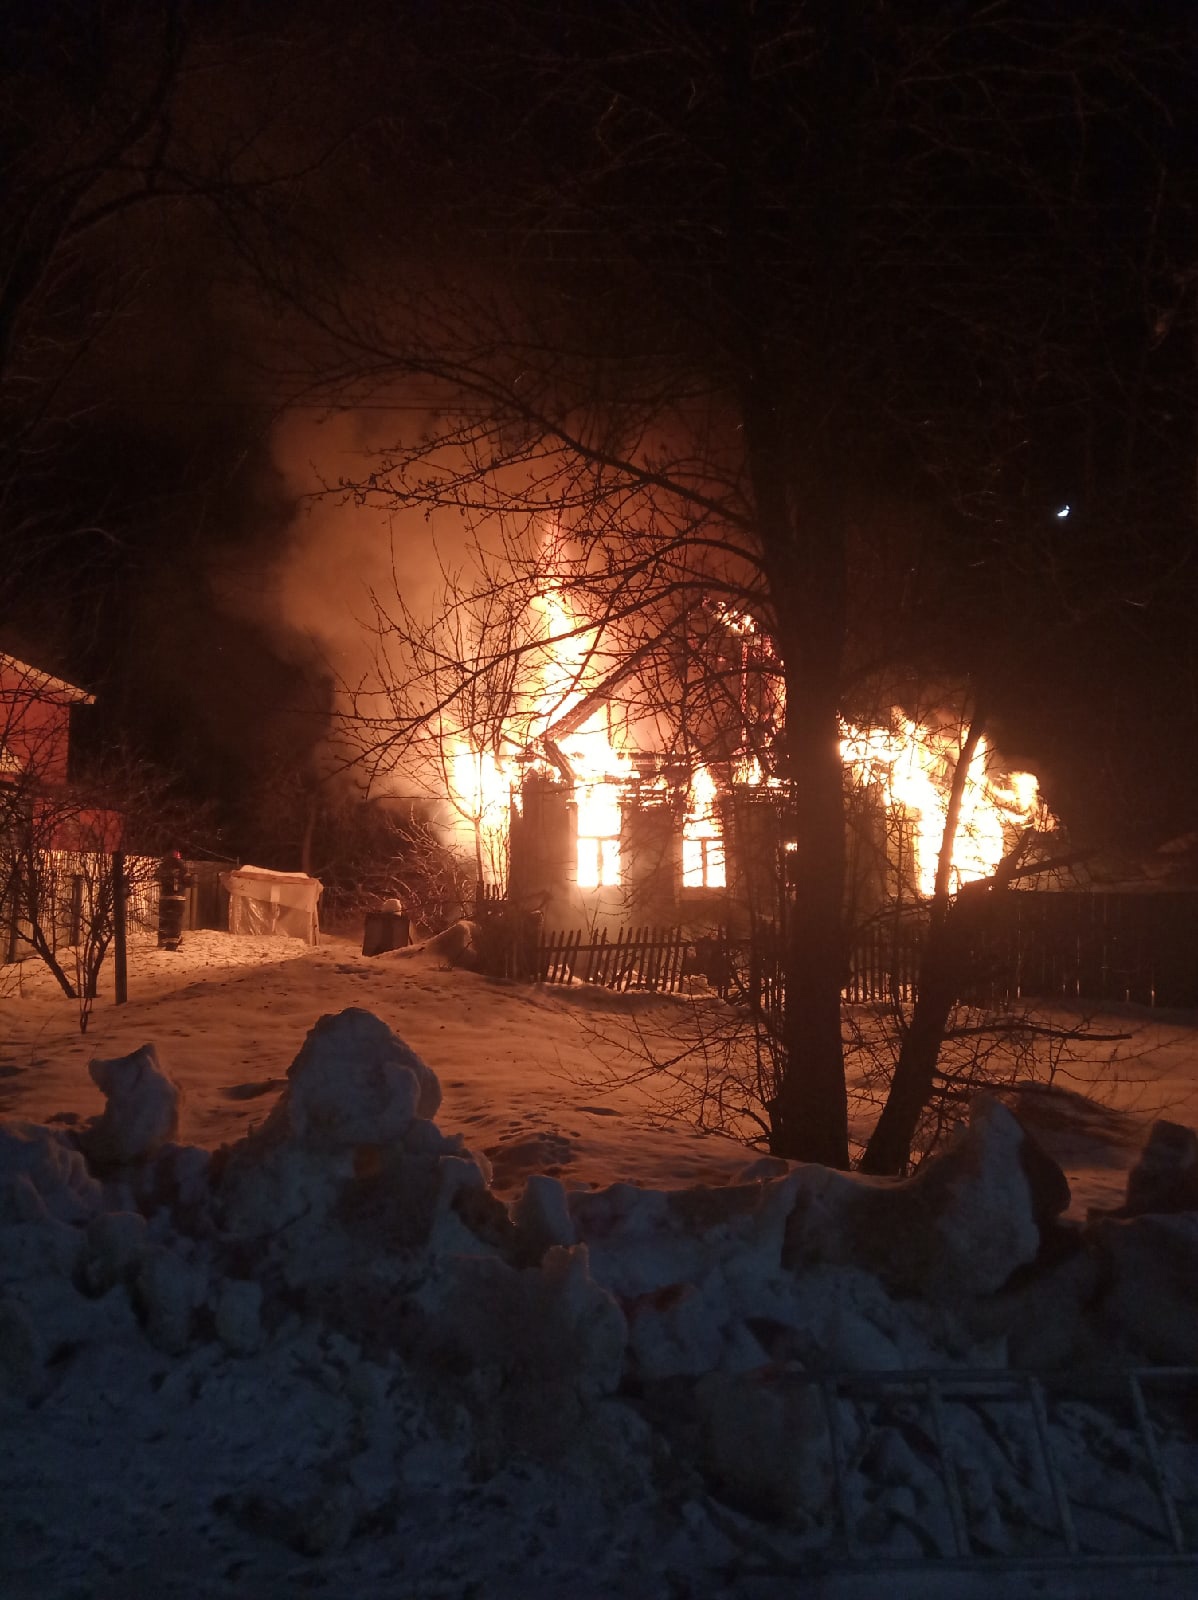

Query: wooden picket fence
[[537, 924, 690, 993], [532, 922, 921, 1002], [506, 891, 1198, 1008], [844, 920, 924, 1005], [4, 850, 159, 963], [474, 880, 506, 917]]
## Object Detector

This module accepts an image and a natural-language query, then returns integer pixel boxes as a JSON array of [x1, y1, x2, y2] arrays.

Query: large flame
[[446, 736, 510, 874], [442, 554, 1045, 899], [840, 713, 1044, 894], [532, 589, 633, 886], [445, 578, 634, 887]]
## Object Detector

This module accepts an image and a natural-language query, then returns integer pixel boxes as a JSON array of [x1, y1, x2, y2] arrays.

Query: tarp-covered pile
[[220, 864, 322, 944]]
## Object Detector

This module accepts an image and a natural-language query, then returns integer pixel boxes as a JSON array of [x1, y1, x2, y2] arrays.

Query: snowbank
[[2, 1006, 1195, 1596], [82, 1041, 181, 1165]]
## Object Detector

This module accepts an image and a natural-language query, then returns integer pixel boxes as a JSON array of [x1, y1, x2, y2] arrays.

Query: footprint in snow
[[484, 1131, 577, 1185], [220, 1078, 288, 1101]]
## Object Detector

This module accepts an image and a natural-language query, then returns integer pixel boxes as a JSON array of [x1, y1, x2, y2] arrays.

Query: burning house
[[437, 581, 1050, 938]]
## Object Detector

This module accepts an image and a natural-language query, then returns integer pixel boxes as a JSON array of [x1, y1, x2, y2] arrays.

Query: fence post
[[112, 851, 128, 1006], [4, 881, 17, 964], [69, 873, 83, 945]]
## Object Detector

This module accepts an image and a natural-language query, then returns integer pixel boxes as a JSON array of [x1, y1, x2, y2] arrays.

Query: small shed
[[219, 865, 322, 944]]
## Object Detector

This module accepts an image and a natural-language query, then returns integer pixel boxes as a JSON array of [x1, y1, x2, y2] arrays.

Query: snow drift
[[1, 1007, 1195, 1596]]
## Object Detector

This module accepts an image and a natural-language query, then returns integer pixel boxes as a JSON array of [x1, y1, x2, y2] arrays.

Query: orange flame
[[841, 713, 1045, 894], [442, 548, 1046, 900]]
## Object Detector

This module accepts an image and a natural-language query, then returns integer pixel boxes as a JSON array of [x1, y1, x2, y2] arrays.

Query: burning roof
[[437, 579, 1051, 913]]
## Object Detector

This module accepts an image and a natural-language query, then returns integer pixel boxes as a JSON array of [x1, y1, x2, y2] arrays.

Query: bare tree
[[859, 702, 1006, 1173], [290, 1, 1192, 1167], [1, 661, 216, 1029]]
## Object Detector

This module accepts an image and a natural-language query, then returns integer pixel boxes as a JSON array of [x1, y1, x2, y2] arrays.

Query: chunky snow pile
[[1, 1008, 1195, 1597], [81, 1041, 181, 1166]]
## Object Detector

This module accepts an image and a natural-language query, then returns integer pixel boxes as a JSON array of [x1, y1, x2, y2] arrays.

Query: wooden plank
[[662, 927, 680, 992], [630, 924, 648, 990], [662, 928, 681, 985], [614, 925, 634, 991], [640, 928, 655, 992], [589, 927, 606, 986], [609, 925, 627, 989], [653, 929, 667, 992], [611, 927, 624, 985], [661, 931, 676, 993], [661, 928, 681, 993]]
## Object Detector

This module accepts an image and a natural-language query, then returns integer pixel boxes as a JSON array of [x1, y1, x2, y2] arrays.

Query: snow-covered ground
[[2, 929, 1196, 1597], [4, 928, 1196, 1211], [0, 930, 776, 1195]]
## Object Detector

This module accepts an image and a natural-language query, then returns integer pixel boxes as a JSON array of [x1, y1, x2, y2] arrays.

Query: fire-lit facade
[[507, 765, 733, 933], [441, 584, 1049, 933], [501, 755, 1046, 936]]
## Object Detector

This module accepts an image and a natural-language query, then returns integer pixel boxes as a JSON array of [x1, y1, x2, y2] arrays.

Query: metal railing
[[787, 1365, 1197, 1574]]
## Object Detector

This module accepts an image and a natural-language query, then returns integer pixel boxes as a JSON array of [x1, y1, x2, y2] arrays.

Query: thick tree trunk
[[757, 484, 851, 1170], [722, 11, 852, 1169], [738, 297, 852, 1166], [770, 671, 850, 1167]]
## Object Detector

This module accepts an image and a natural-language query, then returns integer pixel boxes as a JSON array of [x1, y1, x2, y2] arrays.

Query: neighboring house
[[0, 651, 94, 788], [0, 654, 118, 963]]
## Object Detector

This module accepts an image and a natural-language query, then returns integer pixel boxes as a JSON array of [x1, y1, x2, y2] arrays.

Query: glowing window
[[578, 835, 621, 888], [682, 833, 726, 889], [682, 765, 726, 888], [575, 781, 623, 888]]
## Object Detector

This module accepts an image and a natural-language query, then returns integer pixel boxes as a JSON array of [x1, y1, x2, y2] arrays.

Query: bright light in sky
[[1055, 503, 1071, 518]]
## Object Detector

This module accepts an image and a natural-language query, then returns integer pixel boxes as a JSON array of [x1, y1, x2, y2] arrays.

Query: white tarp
[[219, 865, 322, 945]]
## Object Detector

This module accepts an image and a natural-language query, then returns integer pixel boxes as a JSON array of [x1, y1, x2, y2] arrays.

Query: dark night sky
[[1, 0, 1196, 859]]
